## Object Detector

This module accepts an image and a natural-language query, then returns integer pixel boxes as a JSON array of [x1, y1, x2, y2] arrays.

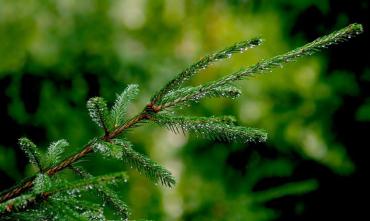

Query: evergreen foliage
[[111, 84, 140, 127], [151, 38, 263, 104], [112, 139, 176, 187], [18, 138, 42, 172], [0, 23, 363, 220], [69, 166, 130, 219], [87, 97, 111, 133], [0, 172, 128, 220], [44, 140, 69, 168]]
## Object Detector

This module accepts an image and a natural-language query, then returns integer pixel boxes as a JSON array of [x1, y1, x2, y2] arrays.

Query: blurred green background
[[0, 0, 369, 220]]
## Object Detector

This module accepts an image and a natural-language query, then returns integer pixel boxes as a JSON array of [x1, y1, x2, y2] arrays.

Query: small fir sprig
[[44, 139, 69, 168], [87, 97, 111, 134], [18, 138, 43, 172], [111, 84, 140, 128]]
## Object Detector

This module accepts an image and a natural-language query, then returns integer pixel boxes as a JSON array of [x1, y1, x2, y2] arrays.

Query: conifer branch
[[156, 23, 364, 110], [151, 38, 263, 104], [0, 23, 363, 220], [204, 24, 363, 95]]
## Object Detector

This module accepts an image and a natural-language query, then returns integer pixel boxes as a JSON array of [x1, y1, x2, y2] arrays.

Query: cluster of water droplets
[[86, 97, 109, 129], [65, 189, 82, 199], [160, 86, 199, 105], [33, 174, 52, 194], [81, 208, 105, 221], [92, 142, 110, 157], [45, 139, 69, 167], [93, 141, 125, 161], [18, 137, 41, 169], [156, 114, 267, 144], [210, 85, 242, 99]]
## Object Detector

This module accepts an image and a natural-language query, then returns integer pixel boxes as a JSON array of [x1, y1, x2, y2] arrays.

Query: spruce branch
[[190, 23, 364, 99], [153, 114, 267, 143], [151, 38, 263, 104], [0, 23, 363, 219]]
